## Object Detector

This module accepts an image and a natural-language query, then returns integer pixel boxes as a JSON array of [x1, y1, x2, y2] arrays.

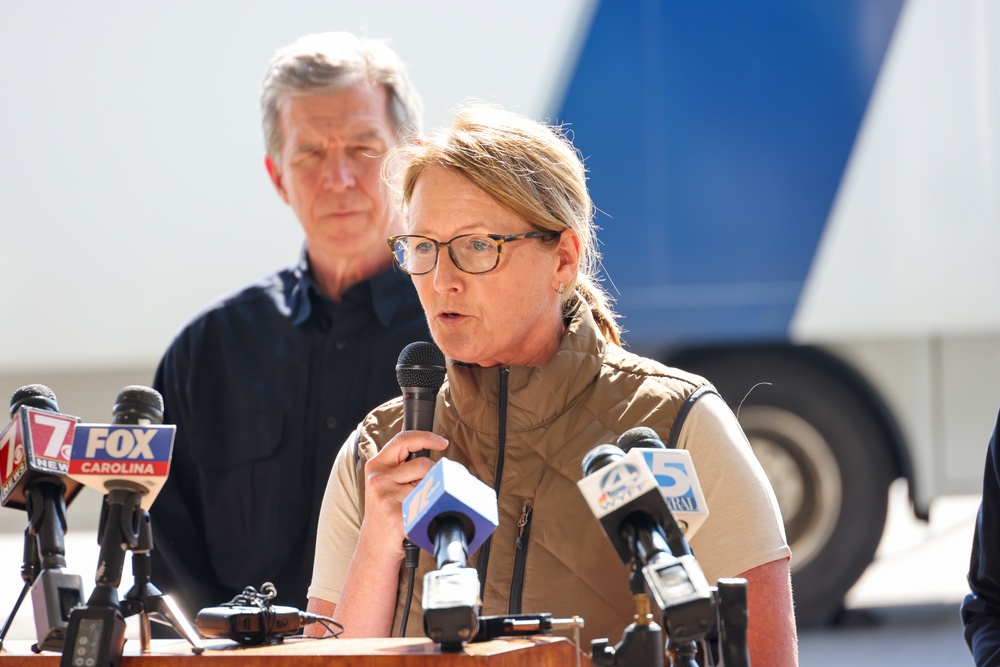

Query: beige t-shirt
[[307, 391, 790, 605]]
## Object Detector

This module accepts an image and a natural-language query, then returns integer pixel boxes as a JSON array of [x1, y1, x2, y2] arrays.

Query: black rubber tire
[[676, 349, 896, 627]]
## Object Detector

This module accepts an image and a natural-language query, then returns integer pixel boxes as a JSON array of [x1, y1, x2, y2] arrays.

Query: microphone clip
[[195, 583, 293, 645], [194, 583, 343, 645]]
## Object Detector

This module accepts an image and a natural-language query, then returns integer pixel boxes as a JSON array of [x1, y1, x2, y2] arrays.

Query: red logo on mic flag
[[0, 407, 79, 507], [0, 417, 26, 503], [26, 409, 78, 473]]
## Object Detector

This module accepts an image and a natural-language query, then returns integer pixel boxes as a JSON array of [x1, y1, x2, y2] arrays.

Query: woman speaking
[[306, 105, 798, 666]]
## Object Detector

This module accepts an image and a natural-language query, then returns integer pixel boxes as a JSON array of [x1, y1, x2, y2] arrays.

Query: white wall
[[0, 1, 595, 387]]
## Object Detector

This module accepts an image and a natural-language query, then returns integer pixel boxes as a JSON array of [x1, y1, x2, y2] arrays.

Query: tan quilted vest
[[354, 299, 711, 648]]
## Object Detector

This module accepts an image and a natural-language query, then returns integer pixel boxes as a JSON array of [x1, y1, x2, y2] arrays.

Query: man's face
[[266, 82, 400, 274]]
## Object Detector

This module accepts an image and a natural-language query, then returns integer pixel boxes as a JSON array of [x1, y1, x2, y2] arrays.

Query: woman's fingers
[[360, 430, 450, 537], [381, 430, 450, 467]]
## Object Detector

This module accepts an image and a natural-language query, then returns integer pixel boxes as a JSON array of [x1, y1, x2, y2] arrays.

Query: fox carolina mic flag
[[67, 423, 175, 510]]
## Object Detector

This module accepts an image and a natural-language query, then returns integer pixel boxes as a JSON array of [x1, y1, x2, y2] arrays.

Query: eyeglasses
[[387, 231, 560, 275]]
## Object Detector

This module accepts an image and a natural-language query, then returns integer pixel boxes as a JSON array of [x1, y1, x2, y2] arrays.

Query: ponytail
[[565, 278, 620, 346]]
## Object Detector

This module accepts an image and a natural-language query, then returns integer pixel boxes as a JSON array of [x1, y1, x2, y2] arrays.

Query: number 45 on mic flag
[[578, 447, 709, 539]]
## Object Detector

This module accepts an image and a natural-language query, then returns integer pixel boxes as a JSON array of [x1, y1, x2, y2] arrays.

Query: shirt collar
[[290, 245, 417, 326]]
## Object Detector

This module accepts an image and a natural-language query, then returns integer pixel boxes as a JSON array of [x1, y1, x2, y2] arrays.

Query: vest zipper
[[508, 500, 533, 613], [475, 366, 509, 601]]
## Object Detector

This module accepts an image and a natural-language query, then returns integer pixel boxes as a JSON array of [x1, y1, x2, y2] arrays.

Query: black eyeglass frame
[[386, 231, 560, 275]]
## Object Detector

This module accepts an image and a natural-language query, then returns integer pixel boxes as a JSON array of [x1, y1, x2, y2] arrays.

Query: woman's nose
[[432, 247, 464, 292]]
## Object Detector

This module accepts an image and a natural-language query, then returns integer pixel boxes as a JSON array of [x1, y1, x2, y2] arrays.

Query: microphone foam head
[[396, 341, 446, 389], [113, 385, 165, 425], [617, 426, 665, 452], [10, 384, 58, 415], [581, 444, 626, 477]]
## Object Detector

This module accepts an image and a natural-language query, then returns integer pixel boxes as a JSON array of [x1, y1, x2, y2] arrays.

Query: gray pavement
[[798, 483, 979, 665]]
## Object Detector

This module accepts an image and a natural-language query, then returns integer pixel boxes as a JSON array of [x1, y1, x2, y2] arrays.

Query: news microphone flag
[[0, 406, 80, 510], [577, 446, 709, 543], [403, 457, 499, 557], [67, 423, 175, 510], [636, 448, 709, 537]]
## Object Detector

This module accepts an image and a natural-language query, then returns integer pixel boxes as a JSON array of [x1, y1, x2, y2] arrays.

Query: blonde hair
[[390, 104, 620, 345]]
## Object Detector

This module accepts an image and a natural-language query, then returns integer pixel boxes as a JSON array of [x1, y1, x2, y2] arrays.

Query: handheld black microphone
[[0, 385, 85, 653], [579, 443, 713, 644], [396, 341, 446, 453], [395, 341, 446, 637]]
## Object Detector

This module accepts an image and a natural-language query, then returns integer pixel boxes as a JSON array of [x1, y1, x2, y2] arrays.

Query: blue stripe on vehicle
[[555, 0, 905, 348]]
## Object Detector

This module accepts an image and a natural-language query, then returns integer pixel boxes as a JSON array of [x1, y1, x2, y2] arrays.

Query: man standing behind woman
[[307, 105, 799, 665], [150, 32, 430, 618]]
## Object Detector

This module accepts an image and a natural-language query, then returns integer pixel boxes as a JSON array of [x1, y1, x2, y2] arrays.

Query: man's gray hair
[[260, 32, 423, 160]]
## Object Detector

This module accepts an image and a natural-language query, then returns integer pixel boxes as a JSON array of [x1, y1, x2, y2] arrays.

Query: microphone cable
[[399, 544, 420, 636]]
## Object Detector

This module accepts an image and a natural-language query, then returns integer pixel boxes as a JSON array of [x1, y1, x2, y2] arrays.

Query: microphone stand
[[0, 526, 39, 651], [0, 476, 86, 654], [666, 637, 700, 667], [716, 578, 751, 667], [28, 477, 86, 654], [662, 579, 752, 667], [60, 486, 202, 667], [120, 508, 203, 653], [591, 557, 665, 667]]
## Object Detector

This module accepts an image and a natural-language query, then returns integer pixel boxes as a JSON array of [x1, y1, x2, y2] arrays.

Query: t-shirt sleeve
[[678, 391, 792, 581], [307, 428, 364, 603]]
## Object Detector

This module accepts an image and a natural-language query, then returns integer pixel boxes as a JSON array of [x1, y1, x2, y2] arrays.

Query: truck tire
[[673, 349, 897, 627]]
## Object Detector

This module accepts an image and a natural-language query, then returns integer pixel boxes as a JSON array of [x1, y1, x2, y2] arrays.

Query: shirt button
[[326, 417, 338, 430], [335, 340, 347, 350]]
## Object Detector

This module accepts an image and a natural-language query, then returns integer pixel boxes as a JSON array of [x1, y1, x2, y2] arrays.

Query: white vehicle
[[554, 0, 1000, 626]]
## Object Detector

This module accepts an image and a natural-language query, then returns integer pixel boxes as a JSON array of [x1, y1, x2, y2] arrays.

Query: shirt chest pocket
[[189, 409, 286, 566]]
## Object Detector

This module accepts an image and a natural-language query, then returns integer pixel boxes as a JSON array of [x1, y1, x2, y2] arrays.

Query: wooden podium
[[1, 636, 592, 666]]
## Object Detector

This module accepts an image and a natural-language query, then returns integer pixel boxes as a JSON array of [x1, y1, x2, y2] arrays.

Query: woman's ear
[[554, 229, 581, 289]]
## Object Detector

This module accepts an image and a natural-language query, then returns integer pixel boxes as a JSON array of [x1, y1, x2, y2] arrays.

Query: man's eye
[[352, 144, 382, 158], [293, 147, 324, 163]]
